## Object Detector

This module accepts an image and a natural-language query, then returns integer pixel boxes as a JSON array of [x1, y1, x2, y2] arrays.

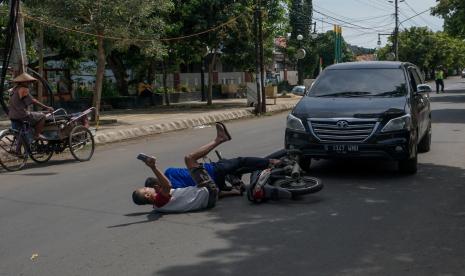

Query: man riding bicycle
[[8, 72, 54, 140]]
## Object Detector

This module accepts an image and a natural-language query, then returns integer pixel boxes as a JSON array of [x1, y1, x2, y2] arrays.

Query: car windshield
[[309, 68, 407, 97]]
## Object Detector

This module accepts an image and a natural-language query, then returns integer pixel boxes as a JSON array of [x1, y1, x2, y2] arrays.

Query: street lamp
[[297, 34, 304, 85], [311, 22, 318, 39]]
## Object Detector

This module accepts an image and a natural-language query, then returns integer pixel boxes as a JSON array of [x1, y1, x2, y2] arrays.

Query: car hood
[[292, 96, 407, 119]]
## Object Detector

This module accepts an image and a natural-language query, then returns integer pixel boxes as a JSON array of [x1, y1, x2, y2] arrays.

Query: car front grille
[[308, 118, 379, 142]]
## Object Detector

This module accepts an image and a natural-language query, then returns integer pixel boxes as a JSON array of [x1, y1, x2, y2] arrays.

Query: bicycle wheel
[[69, 126, 95, 161], [30, 140, 54, 164], [0, 130, 28, 171], [273, 176, 323, 196]]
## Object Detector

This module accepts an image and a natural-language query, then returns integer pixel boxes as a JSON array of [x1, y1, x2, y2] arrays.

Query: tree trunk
[[92, 32, 105, 122], [162, 60, 170, 106], [207, 51, 217, 106], [106, 50, 128, 96], [147, 59, 157, 84], [37, 25, 44, 103]]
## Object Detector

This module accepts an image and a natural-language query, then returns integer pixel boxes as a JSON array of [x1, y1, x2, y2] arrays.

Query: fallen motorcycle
[[215, 149, 323, 203]]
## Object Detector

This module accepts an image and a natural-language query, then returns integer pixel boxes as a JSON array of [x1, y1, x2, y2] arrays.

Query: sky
[[312, 0, 444, 49]]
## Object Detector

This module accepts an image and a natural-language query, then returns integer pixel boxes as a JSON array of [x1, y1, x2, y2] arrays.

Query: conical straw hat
[[12, 72, 37, 83]]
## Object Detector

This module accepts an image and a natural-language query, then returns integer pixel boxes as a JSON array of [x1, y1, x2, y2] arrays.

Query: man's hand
[[47, 106, 54, 113], [143, 156, 157, 168]]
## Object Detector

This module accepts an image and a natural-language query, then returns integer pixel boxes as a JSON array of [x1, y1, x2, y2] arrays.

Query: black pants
[[435, 79, 444, 93], [213, 157, 270, 190]]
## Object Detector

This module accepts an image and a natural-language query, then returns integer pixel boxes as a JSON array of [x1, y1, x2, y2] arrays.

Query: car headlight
[[381, 114, 411, 133], [286, 114, 305, 131]]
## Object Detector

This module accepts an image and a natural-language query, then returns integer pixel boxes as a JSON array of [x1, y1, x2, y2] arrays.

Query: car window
[[309, 68, 407, 97], [408, 72, 417, 92], [408, 67, 421, 92], [415, 68, 424, 83]]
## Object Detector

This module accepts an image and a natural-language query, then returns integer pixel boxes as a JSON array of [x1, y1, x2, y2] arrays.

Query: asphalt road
[[1, 79, 465, 276]]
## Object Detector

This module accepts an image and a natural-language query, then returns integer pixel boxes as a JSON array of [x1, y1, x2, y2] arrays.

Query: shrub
[[278, 80, 292, 93], [75, 86, 93, 99], [177, 84, 191, 93], [154, 87, 175, 94], [102, 80, 119, 98]]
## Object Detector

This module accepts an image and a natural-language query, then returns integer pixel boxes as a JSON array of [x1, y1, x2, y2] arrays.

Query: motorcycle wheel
[[273, 176, 323, 196]]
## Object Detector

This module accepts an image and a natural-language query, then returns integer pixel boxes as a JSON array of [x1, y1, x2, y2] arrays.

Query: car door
[[408, 66, 427, 138]]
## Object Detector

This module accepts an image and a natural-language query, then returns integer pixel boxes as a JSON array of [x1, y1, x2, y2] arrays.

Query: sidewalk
[[0, 96, 301, 144]]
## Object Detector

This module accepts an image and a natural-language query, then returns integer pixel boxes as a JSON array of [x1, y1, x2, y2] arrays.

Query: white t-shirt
[[154, 186, 209, 213]]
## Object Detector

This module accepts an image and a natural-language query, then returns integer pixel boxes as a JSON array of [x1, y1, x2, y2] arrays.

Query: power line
[[313, 9, 389, 32], [372, 0, 394, 9], [21, 11, 249, 42], [400, 8, 431, 24], [313, 4, 390, 24], [399, 9, 421, 27], [402, 0, 442, 29], [290, 7, 388, 33], [351, 14, 393, 23], [353, 0, 392, 13]]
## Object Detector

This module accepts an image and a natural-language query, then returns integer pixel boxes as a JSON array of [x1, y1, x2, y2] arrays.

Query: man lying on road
[[131, 122, 280, 213]]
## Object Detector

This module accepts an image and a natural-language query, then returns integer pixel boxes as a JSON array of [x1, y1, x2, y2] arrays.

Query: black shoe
[[215, 122, 232, 141]]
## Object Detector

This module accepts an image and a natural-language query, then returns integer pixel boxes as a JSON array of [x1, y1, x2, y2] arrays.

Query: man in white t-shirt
[[132, 122, 280, 213]]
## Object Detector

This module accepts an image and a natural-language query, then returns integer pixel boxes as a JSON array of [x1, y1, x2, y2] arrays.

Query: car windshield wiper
[[368, 91, 406, 97], [315, 91, 372, 97]]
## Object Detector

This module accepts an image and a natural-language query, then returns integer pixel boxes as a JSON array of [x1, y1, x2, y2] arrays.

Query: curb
[[94, 103, 295, 144]]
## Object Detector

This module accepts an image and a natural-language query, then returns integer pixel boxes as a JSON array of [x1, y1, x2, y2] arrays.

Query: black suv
[[285, 61, 432, 174]]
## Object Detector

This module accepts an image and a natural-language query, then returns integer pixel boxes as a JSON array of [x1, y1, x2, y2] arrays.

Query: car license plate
[[324, 144, 359, 153]]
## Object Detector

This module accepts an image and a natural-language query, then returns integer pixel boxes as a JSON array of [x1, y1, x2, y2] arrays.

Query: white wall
[[279, 70, 298, 85], [218, 72, 244, 84]]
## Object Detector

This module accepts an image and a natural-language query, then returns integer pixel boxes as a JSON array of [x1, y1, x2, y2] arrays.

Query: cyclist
[[8, 73, 54, 140], [131, 122, 281, 213]]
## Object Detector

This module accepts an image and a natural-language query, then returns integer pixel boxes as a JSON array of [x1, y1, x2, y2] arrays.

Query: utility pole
[[333, 25, 342, 64], [10, 0, 27, 75], [253, 2, 262, 115], [37, 25, 44, 102], [394, 0, 399, 61], [258, 0, 266, 113]]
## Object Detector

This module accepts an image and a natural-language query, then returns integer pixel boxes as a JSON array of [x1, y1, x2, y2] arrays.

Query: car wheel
[[418, 122, 431, 153], [299, 156, 312, 172], [398, 150, 417, 174]]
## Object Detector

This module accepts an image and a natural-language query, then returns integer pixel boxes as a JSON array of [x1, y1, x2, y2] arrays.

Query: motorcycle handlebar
[[291, 162, 301, 178]]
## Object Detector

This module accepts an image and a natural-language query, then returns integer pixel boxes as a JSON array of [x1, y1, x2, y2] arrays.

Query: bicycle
[[0, 107, 96, 171]]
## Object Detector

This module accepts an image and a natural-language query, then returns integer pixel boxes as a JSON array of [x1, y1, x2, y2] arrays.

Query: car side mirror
[[417, 84, 432, 93]]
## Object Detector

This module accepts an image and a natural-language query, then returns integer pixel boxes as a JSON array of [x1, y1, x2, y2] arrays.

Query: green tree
[[289, 0, 312, 40], [299, 31, 353, 77], [376, 27, 465, 78], [221, 0, 288, 72], [432, 0, 465, 39], [171, 0, 252, 105], [398, 27, 434, 71], [24, 0, 172, 119]]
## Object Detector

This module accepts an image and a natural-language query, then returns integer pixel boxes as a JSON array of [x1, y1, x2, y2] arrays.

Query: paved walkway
[[0, 96, 301, 144]]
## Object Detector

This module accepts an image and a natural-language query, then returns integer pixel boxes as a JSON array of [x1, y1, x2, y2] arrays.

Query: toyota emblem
[[336, 120, 349, 128]]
